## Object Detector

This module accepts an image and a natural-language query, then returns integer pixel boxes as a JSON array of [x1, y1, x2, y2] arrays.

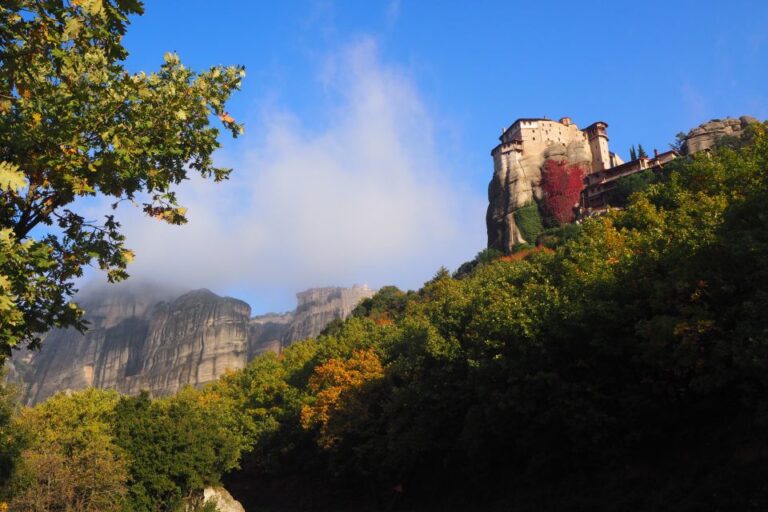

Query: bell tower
[[584, 121, 610, 172]]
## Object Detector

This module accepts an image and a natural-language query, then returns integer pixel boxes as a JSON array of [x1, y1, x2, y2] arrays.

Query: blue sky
[[105, 0, 768, 313]]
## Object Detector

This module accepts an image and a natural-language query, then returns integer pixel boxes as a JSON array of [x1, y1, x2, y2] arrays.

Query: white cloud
[[98, 39, 485, 310]]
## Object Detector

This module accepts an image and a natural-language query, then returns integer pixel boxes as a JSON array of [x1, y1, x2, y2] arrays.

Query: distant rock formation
[[682, 116, 760, 155], [249, 312, 293, 359], [282, 285, 374, 343], [10, 283, 374, 405]]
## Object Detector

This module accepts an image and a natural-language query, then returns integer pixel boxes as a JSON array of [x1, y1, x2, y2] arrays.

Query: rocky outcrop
[[185, 487, 245, 512], [19, 287, 251, 404], [487, 140, 591, 251], [120, 289, 252, 397], [682, 116, 760, 155], [486, 117, 607, 253], [248, 312, 293, 358], [247, 285, 375, 355], [282, 285, 374, 343], [12, 283, 374, 405]]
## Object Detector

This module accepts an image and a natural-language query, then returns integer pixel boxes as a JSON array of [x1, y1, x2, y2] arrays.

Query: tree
[[7, 389, 129, 511], [113, 389, 246, 511], [0, 1, 244, 362], [605, 169, 659, 206], [300, 349, 384, 449], [540, 159, 585, 225], [629, 145, 637, 161], [637, 144, 648, 158], [669, 131, 687, 153], [0, 375, 22, 493]]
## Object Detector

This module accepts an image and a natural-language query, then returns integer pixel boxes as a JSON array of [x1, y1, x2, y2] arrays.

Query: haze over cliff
[[10, 283, 374, 405]]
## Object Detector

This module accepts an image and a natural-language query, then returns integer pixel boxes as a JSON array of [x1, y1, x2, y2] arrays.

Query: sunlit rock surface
[[682, 116, 760, 154], [487, 118, 598, 253], [203, 487, 246, 512]]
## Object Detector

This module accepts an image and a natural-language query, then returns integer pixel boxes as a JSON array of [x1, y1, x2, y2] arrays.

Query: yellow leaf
[[78, 0, 104, 16], [71, 177, 95, 195], [0, 162, 26, 191], [63, 16, 82, 39]]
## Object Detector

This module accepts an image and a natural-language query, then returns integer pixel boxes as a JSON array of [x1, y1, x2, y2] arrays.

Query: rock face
[[202, 487, 246, 512], [12, 284, 374, 405], [248, 312, 293, 358], [282, 285, 374, 343], [487, 117, 610, 253], [185, 487, 245, 512], [18, 287, 251, 405], [247, 285, 375, 355], [487, 139, 592, 251], [682, 116, 760, 154]]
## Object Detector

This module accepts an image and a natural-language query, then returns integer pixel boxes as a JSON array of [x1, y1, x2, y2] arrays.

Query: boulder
[[202, 487, 245, 512], [682, 116, 761, 155]]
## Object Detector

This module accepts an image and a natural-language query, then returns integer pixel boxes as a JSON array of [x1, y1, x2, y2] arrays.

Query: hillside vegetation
[[2, 124, 768, 511]]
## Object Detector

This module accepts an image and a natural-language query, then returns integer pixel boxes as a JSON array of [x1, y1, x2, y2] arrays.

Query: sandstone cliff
[[682, 116, 760, 154], [248, 312, 293, 358], [19, 287, 251, 404], [487, 140, 591, 252], [12, 284, 374, 405], [282, 285, 374, 343]]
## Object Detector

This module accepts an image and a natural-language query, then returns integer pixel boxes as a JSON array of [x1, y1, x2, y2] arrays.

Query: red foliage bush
[[540, 159, 586, 225]]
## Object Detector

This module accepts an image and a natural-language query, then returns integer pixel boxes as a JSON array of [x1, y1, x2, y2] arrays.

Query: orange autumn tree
[[300, 349, 384, 449]]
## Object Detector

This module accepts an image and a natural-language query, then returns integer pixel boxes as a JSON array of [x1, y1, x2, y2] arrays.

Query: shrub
[[513, 203, 544, 243], [606, 169, 659, 206], [537, 223, 583, 249], [453, 248, 503, 279], [540, 160, 586, 225], [7, 389, 128, 512]]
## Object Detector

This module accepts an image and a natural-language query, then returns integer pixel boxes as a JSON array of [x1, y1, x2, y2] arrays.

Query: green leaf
[[115, 0, 145, 14], [79, 0, 104, 17]]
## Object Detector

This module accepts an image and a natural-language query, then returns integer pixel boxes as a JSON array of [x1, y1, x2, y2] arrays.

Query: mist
[[86, 39, 486, 312]]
